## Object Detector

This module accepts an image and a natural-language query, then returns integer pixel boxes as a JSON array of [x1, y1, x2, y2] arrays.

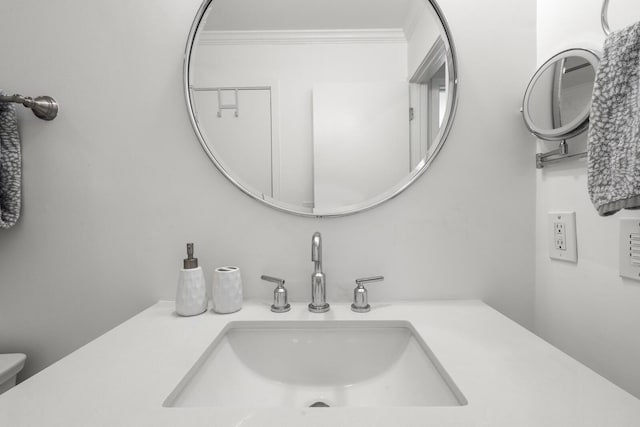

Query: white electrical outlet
[[619, 218, 640, 281], [548, 212, 577, 262]]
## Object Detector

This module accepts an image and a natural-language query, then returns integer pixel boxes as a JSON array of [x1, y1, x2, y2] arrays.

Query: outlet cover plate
[[548, 211, 577, 262]]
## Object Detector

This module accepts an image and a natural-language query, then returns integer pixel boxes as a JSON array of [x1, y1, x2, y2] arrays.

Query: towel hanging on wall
[[588, 22, 640, 216], [0, 91, 22, 228]]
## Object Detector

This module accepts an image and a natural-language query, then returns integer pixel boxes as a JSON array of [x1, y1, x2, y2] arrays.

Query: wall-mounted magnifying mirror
[[522, 48, 600, 141], [185, 0, 458, 217]]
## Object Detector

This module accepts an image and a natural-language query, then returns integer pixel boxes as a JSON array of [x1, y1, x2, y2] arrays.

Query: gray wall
[[0, 0, 536, 380], [535, 0, 640, 399]]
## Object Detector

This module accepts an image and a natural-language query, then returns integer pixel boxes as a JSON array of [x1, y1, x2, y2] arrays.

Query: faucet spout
[[311, 232, 322, 272], [309, 232, 330, 313]]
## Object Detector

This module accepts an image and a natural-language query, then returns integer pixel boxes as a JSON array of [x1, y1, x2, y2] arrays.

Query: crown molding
[[198, 29, 407, 45]]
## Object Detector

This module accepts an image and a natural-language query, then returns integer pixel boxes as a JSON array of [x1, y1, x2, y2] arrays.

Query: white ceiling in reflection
[[204, 0, 425, 32]]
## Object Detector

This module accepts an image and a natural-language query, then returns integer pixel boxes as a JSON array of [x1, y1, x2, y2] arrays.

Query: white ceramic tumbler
[[212, 266, 243, 314]]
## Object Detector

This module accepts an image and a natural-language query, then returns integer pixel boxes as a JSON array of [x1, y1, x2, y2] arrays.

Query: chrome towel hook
[[602, 0, 612, 36]]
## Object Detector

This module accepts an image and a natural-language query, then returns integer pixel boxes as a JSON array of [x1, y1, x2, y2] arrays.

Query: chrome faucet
[[309, 232, 330, 313]]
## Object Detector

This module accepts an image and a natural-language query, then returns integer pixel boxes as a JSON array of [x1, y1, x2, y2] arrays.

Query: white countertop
[[1, 300, 639, 426]]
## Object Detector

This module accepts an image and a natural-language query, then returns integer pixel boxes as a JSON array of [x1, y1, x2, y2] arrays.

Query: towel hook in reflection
[[0, 93, 58, 121], [602, 0, 612, 36]]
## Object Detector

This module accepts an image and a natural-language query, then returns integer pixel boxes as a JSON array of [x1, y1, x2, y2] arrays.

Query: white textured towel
[[588, 22, 640, 216], [0, 91, 21, 228]]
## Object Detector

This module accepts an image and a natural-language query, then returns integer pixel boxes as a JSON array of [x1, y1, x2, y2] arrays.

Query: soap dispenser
[[175, 243, 208, 316]]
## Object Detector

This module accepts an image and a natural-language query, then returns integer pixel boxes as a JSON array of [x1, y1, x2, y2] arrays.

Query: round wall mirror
[[522, 48, 600, 141], [185, 0, 458, 217]]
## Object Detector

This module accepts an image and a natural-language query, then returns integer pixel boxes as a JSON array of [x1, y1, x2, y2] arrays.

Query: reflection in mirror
[[522, 49, 599, 141], [186, 0, 458, 216]]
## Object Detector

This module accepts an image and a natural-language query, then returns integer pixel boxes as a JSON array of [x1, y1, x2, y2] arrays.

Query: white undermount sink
[[164, 320, 466, 408]]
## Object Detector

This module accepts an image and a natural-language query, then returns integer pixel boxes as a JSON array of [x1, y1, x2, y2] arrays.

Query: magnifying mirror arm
[[536, 140, 568, 168], [536, 140, 587, 169]]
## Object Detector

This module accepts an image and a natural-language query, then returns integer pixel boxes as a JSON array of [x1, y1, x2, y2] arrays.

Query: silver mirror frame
[[521, 48, 600, 141], [183, 0, 459, 217]]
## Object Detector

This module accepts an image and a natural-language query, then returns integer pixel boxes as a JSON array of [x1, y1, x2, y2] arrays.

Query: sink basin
[[164, 320, 466, 408]]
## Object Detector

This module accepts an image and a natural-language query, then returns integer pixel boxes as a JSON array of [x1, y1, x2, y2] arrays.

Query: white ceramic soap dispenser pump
[[175, 243, 208, 316]]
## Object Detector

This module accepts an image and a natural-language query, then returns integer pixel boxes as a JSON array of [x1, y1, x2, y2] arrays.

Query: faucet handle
[[261, 275, 291, 313], [351, 276, 384, 313], [355, 276, 384, 286], [261, 275, 284, 286]]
